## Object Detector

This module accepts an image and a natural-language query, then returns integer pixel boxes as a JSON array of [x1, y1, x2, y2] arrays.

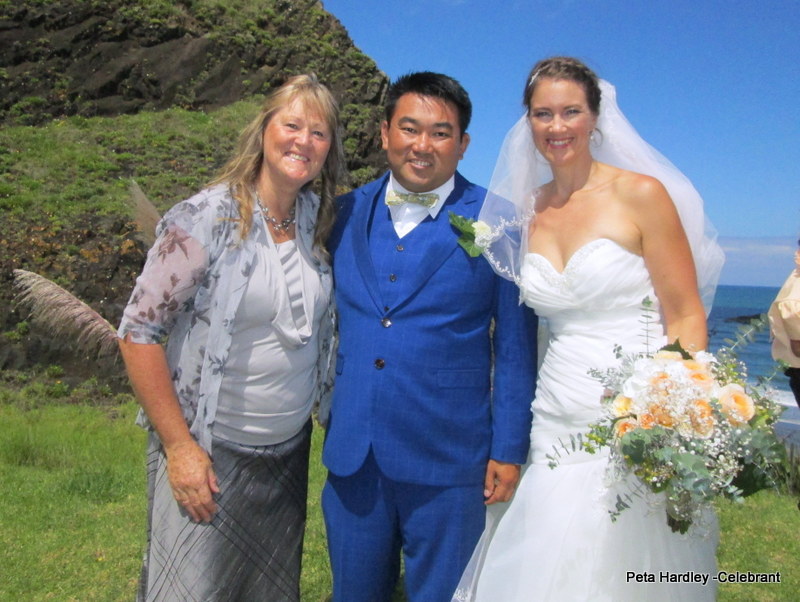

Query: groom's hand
[[483, 459, 521, 505]]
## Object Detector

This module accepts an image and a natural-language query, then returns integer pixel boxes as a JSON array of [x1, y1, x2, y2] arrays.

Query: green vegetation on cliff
[[1, 101, 262, 220]]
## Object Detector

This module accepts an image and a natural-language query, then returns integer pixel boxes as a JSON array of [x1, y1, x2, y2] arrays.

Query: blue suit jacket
[[323, 171, 537, 486]]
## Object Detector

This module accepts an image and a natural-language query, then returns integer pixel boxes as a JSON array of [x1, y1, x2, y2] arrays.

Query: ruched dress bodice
[[522, 238, 665, 464]]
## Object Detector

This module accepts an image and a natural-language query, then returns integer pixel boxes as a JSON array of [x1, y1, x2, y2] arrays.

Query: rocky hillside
[[1, 0, 387, 176], [0, 0, 389, 383]]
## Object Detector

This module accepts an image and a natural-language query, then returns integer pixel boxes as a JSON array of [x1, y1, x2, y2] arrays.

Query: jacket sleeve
[[776, 298, 800, 340], [489, 275, 538, 464]]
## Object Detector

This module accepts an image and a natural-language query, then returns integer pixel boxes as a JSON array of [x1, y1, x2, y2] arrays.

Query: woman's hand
[[118, 338, 221, 522], [165, 439, 220, 523]]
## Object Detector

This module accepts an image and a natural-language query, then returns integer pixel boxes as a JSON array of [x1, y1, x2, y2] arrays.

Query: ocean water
[[708, 284, 794, 407]]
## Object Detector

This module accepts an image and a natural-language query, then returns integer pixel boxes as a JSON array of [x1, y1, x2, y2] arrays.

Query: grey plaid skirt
[[137, 420, 312, 601]]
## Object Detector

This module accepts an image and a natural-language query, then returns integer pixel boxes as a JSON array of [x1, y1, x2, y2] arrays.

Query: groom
[[322, 71, 538, 602]]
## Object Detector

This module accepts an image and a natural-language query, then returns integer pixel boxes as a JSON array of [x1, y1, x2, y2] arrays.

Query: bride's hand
[[484, 459, 521, 505]]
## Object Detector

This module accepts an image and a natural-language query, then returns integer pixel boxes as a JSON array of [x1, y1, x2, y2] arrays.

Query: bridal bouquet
[[583, 328, 786, 534]]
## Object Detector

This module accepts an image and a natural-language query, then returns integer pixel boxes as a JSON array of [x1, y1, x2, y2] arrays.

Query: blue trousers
[[322, 450, 486, 602]]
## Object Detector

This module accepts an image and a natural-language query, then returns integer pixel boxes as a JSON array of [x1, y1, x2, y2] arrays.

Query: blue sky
[[322, 0, 800, 287]]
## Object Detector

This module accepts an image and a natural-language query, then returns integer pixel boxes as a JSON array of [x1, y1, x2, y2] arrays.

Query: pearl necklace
[[256, 194, 296, 233]]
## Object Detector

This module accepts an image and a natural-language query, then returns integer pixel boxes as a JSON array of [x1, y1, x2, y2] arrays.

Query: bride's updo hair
[[523, 57, 601, 116]]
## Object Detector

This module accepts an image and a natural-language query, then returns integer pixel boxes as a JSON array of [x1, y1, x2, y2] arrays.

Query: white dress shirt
[[385, 174, 455, 238]]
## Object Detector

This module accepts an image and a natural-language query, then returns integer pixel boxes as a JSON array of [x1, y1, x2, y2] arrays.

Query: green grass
[[716, 490, 800, 600], [1, 384, 798, 601], [0, 101, 261, 222], [0, 399, 144, 600]]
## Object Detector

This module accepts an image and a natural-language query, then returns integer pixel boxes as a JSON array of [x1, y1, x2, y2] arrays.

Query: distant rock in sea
[[725, 313, 764, 324]]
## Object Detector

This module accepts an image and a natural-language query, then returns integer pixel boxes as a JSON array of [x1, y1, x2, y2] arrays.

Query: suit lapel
[[349, 176, 387, 313]]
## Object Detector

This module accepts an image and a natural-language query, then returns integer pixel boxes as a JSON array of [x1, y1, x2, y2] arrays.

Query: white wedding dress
[[454, 238, 718, 602]]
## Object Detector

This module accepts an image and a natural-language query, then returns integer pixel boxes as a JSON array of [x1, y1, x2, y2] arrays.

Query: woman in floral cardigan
[[118, 74, 343, 601]]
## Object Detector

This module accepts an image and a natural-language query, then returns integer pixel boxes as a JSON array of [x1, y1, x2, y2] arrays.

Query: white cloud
[[718, 236, 797, 287]]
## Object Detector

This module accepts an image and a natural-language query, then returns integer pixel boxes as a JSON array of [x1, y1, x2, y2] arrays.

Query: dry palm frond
[[129, 179, 161, 246], [12, 269, 118, 358]]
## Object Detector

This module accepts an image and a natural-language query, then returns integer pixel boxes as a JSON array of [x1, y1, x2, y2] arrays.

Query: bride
[[453, 57, 724, 601]]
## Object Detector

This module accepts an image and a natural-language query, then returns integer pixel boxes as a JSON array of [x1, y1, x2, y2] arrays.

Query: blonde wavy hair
[[211, 73, 345, 261]]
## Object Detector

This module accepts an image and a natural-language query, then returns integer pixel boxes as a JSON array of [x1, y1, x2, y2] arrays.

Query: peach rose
[[649, 403, 675, 428], [615, 419, 637, 438], [718, 383, 755, 425], [694, 399, 713, 417], [689, 370, 716, 391], [683, 359, 715, 391], [638, 413, 655, 429], [690, 399, 715, 437], [612, 395, 633, 417], [649, 371, 671, 389]]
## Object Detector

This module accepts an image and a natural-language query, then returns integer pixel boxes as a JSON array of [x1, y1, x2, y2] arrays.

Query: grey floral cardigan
[[118, 183, 336, 451]]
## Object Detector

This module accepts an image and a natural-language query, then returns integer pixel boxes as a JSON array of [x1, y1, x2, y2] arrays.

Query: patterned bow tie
[[385, 190, 439, 208]]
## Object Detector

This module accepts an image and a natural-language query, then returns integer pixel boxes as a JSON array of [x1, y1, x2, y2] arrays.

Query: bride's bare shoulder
[[600, 165, 671, 207]]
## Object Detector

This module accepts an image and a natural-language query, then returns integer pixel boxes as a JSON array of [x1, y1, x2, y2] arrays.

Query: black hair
[[385, 71, 472, 136]]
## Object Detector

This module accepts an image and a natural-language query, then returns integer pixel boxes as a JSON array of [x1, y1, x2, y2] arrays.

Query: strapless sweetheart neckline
[[525, 238, 639, 276]]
